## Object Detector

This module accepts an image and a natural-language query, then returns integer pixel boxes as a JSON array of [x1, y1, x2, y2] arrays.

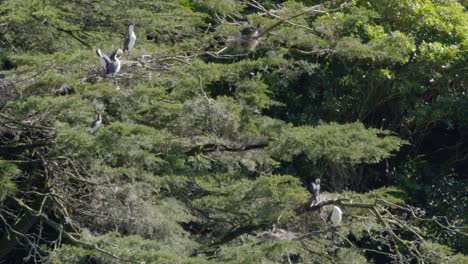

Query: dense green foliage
[[0, 0, 467, 263]]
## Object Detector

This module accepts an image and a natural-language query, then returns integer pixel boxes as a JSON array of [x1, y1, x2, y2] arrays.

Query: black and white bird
[[217, 26, 260, 55], [123, 24, 136, 54], [309, 178, 321, 205], [89, 113, 102, 134], [97, 49, 122, 78], [105, 49, 122, 77], [239, 26, 260, 52], [328, 206, 343, 226], [96, 48, 123, 74]]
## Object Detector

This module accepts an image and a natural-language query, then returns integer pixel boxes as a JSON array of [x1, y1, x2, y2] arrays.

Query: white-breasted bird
[[105, 49, 122, 77], [89, 113, 102, 134], [96, 48, 123, 76], [96, 49, 121, 69], [309, 178, 321, 205], [329, 206, 343, 226], [123, 24, 136, 54]]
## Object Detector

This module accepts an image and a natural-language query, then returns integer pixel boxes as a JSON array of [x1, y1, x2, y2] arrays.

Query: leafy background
[[0, 0, 467, 263]]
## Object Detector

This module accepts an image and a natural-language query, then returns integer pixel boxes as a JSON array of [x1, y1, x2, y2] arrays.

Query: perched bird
[[218, 26, 260, 55], [219, 10, 323, 56], [96, 49, 123, 78], [96, 48, 122, 71], [89, 113, 102, 134], [123, 24, 136, 54], [328, 206, 343, 226], [238, 26, 260, 52], [309, 178, 321, 205], [105, 49, 122, 77]]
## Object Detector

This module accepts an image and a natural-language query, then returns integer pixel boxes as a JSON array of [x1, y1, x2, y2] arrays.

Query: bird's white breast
[[331, 207, 342, 224], [114, 59, 121, 74], [129, 33, 136, 47]]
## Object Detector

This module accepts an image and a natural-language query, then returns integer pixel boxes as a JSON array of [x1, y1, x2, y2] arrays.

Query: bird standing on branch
[[217, 25, 260, 55], [216, 4, 336, 56], [309, 178, 321, 206], [105, 49, 122, 77], [123, 24, 136, 54], [97, 49, 122, 78], [96, 48, 122, 70], [89, 113, 102, 134], [238, 26, 260, 52]]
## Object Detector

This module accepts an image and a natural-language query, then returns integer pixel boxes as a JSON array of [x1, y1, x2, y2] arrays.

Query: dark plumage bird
[[309, 178, 321, 205], [105, 49, 122, 77], [96, 49, 123, 70], [123, 25, 136, 54], [239, 26, 260, 52], [89, 113, 102, 134], [217, 25, 261, 55], [96, 49, 122, 78], [241, 26, 258, 36]]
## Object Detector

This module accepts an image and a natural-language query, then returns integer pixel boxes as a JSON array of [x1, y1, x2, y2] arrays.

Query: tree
[[0, 0, 466, 263]]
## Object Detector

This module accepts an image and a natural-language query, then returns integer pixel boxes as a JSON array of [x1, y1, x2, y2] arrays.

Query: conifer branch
[[185, 143, 268, 156]]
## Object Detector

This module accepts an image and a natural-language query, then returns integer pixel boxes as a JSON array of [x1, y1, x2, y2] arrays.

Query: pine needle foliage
[[0, 0, 467, 263]]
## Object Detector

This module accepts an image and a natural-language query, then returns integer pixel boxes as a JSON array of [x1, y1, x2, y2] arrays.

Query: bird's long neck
[[111, 53, 120, 62], [334, 207, 341, 214], [97, 114, 102, 121]]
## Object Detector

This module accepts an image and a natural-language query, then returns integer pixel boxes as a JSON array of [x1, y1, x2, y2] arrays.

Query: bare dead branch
[[12, 198, 143, 264]]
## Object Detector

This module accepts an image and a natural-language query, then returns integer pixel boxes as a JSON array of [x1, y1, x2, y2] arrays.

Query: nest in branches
[[0, 78, 17, 107]]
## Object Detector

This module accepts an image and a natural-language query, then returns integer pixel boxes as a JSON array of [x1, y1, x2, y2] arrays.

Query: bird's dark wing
[[123, 37, 130, 51], [314, 183, 320, 196], [241, 27, 256, 36], [108, 50, 117, 60], [105, 61, 118, 75], [309, 183, 319, 203], [326, 209, 333, 223], [101, 54, 112, 64], [90, 119, 98, 128], [309, 182, 318, 193]]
